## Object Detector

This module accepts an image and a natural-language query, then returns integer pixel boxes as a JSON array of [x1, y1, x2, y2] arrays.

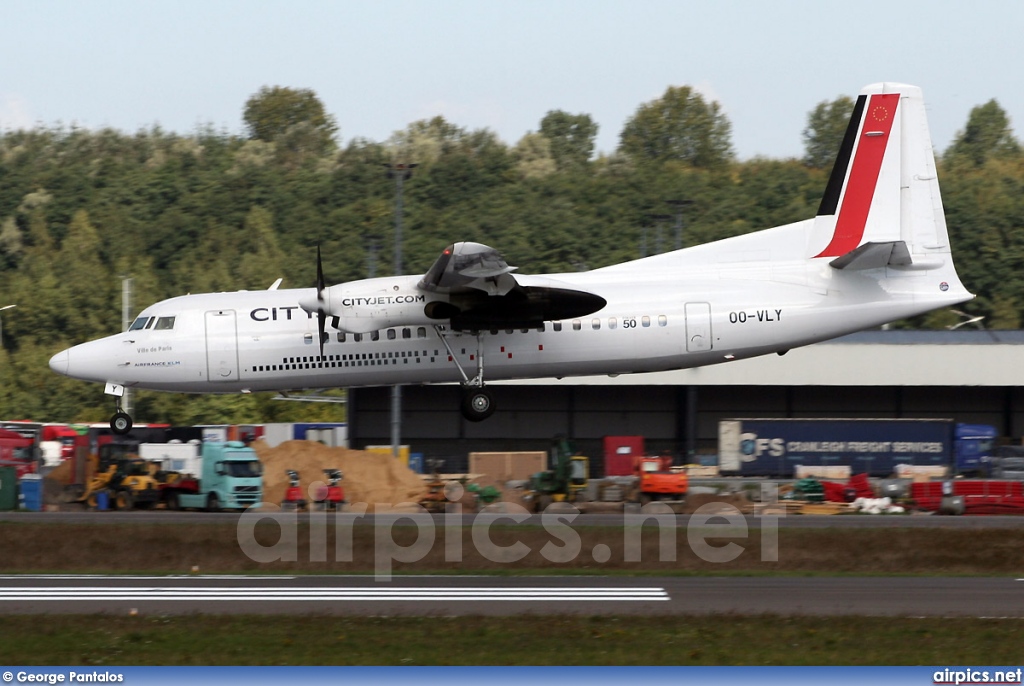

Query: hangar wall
[[347, 331, 1024, 473]]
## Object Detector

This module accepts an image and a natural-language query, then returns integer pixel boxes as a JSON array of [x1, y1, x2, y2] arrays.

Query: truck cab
[[171, 441, 263, 511], [955, 423, 997, 476]]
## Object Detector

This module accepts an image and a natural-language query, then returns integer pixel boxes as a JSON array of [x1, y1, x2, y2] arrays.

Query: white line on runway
[[0, 586, 669, 602]]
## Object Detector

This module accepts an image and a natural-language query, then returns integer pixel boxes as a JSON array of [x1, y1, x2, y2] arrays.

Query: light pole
[[664, 199, 695, 460], [0, 304, 15, 347], [645, 214, 672, 255], [665, 199, 694, 250], [385, 163, 417, 459]]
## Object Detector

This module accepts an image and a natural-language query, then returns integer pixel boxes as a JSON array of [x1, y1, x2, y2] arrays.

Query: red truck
[[0, 428, 39, 478]]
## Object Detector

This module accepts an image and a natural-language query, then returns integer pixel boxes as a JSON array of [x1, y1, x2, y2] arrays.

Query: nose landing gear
[[110, 408, 133, 435], [104, 382, 133, 434]]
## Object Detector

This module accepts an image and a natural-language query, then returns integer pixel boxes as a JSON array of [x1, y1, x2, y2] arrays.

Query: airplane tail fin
[[806, 83, 955, 272]]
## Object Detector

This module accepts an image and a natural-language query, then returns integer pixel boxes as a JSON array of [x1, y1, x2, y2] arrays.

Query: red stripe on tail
[[815, 93, 900, 258]]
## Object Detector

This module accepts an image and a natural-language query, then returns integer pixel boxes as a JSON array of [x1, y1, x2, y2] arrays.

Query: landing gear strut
[[435, 326, 496, 422]]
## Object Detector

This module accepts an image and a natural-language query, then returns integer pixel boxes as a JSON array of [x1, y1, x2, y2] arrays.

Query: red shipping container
[[603, 436, 645, 476]]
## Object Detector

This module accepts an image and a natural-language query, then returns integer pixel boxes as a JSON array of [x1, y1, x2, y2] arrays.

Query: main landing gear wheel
[[110, 411, 133, 435], [461, 388, 495, 422]]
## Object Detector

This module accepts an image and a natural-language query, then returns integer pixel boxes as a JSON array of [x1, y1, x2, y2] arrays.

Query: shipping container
[[718, 418, 995, 477]]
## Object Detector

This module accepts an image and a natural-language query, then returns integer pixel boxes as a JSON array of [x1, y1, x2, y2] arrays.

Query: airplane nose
[[49, 348, 70, 376]]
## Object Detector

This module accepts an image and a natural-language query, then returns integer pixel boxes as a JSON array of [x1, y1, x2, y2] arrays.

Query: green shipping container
[[0, 467, 17, 511]]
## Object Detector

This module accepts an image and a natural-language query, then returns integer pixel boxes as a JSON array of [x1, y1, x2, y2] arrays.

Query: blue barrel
[[409, 453, 424, 474], [96, 490, 110, 511], [19, 474, 43, 511]]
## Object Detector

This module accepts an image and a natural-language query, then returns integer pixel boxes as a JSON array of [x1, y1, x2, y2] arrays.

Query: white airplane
[[50, 83, 972, 434]]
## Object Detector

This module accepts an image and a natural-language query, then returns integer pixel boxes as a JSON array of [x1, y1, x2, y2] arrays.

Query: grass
[[1, 614, 1022, 665], [0, 522, 1022, 575]]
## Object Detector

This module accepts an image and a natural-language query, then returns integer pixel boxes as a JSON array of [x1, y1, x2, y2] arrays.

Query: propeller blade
[[316, 246, 327, 358]]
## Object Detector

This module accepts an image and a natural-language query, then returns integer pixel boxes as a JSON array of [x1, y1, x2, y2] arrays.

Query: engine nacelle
[[321, 275, 448, 334]]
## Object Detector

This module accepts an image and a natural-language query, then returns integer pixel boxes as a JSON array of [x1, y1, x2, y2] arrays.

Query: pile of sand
[[251, 440, 427, 511]]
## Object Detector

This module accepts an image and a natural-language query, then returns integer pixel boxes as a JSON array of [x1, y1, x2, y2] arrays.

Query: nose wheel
[[110, 409, 133, 435]]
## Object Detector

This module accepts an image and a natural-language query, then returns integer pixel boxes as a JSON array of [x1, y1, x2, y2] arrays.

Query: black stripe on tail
[[816, 95, 866, 217]]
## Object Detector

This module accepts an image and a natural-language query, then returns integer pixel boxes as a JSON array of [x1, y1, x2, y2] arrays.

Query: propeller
[[315, 246, 328, 357], [299, 246, 330, 358]]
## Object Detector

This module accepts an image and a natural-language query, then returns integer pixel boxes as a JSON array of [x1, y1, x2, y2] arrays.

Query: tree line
[[0, 85, 1020, 425]]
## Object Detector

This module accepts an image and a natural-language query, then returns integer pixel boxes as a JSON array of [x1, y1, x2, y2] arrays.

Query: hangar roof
[[501, 330, 1024, 387]]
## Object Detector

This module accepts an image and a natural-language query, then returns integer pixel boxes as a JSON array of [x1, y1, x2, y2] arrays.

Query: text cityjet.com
[[934, 669, 1024, 685]]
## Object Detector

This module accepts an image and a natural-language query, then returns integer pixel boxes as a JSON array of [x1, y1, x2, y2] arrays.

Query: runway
[[0, 575, 1019, 617]]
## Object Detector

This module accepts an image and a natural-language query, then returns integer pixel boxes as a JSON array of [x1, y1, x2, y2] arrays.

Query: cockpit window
[[154, 317, 176, 330], [128, 317, 152, 331]]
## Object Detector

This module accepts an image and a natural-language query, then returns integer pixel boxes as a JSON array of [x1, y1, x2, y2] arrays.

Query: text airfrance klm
[[728, 309, 782, 324]]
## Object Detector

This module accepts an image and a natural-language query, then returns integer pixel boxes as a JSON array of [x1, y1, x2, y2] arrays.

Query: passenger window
[[417, 327, 426, 339], [154, 316, 175, 330], [592, 318, 601, 330], [402, 328, 411, 339], [609, 317, 617, 330], [572, 320, 581, 331], [642, 316, 651, 328], [354, 333, 363, 343], [338, 332, 347, 343], [371, 331, 380, 341], [387, 329, 396, 340], [658, 315, 668, 327], [553, 321, 562, 332]]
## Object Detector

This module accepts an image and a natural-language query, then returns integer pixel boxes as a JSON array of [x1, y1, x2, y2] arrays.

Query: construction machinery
[[419, 458, 449, 513], [63, 441, 161, 510], [528, 437, 589, 512], [634, 454, 687, 506]]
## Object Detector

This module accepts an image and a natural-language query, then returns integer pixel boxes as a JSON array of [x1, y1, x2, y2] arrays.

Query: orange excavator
[[634, 454, 687, 506]]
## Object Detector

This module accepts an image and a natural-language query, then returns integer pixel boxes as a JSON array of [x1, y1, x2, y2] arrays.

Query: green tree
[[944, 99, 1021, 167], [60, 210, 115, 338], [803, 95, 854, 169], [239, 205, 286, 289], [539, 111, 598, 170], [618, 86, 733, 168], [513, 133, 557, 179], [243, 86, 338, 151], [386, 116, 467, 166]]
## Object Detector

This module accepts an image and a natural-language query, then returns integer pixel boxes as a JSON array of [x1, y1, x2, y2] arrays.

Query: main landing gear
[[434, 326, 496, 422]]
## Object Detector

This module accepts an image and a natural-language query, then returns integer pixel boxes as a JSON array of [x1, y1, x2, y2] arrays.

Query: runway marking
[[0, 586, 669, 602], [0, 575, 296, 580]]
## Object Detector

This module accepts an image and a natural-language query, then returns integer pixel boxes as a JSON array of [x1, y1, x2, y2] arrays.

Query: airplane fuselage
[[51, 218, 964, 395]]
